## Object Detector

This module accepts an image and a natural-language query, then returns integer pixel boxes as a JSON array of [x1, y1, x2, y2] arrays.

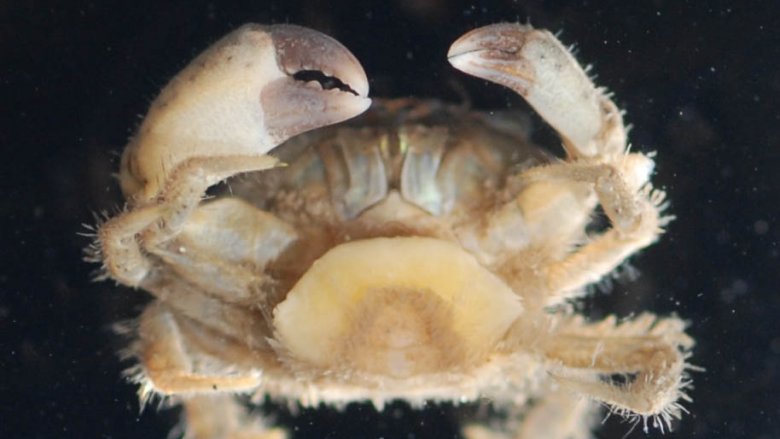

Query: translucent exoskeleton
[[89, 22, 695, 439]]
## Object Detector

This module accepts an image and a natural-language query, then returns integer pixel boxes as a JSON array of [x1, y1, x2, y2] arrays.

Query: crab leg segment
[[101, 155, 279, 286], [463, 390, 594, 439], [182, 395, 287, 439], [99, 24, 370, 288], [448, 23, 625, 159], [151, 197, 298, 304], [134, 302, 264, 397], [524, 160, 669, 305], [544, 315, 693, 425]]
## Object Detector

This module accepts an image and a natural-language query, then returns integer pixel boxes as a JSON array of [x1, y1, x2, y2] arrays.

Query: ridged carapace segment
[[237, 99, 551, 222], [272, 236, 523, 377]]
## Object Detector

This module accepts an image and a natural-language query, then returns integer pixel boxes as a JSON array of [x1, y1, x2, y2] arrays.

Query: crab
[[91, 22, 694, 439]]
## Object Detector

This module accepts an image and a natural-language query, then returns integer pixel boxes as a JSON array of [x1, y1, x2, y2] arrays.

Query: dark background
[[2, 0, 779, 438]]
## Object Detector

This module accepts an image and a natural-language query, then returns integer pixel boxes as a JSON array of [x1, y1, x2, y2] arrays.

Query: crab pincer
[[448, 23, 625, 160], [100, 24, 371, 287]]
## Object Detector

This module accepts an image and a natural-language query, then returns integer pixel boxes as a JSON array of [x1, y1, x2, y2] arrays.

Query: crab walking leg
[[463, 390, 594, 439], [543, 315, 693, 424], [512, 390, 594, 439], [182, 395, 287, 439], [98, 204, 165, 285], [134, 302, 265, 397], [100, 155, 279, 287], [140, 155, 279, 248], [151, 198, 299, 305], [523, 160, 668, 304], [139, 272, 272, 350], [98, 24, 370, 288], [448, 23, 626, 160], [522, 154, 658, 229]]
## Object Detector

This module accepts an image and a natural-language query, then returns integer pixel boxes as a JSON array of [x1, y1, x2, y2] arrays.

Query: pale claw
[[124, 23, 371, 200], [102, 24, 371, 287], [448, 23, 624, 160]]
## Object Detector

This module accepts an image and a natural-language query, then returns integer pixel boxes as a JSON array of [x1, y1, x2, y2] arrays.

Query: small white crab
[[92, 23, 694, 439]]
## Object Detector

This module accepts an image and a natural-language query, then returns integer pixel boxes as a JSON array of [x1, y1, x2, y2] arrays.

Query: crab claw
[[261, 24, 371, 144], [448, 23, 623, 159], [124, 24, 370, 200]]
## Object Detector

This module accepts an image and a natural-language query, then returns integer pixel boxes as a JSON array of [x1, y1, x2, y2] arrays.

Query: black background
[[2, 1, 779, 438]]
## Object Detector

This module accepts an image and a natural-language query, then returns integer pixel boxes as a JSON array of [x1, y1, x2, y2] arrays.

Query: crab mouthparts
[[273, 236, 523, 378]]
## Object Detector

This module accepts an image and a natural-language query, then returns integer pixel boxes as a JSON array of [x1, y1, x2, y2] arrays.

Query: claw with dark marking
[[262, 24, 371, 143], [448, 23, 622, 159], [122, 23, 371, 200]]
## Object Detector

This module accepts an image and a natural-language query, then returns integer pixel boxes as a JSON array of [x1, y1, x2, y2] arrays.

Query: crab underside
[[91, 22, 695, 439]]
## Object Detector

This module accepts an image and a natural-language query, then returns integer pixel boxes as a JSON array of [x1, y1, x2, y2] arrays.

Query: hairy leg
[[99, 155, 278, 286], [542, 314, 694, 431]]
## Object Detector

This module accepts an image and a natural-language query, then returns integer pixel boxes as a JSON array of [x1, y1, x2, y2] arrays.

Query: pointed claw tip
[[448, 23, 536, 62], [447, 23, 540, 96]]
